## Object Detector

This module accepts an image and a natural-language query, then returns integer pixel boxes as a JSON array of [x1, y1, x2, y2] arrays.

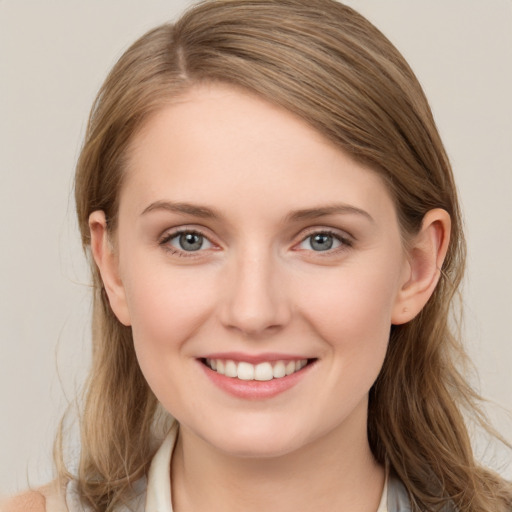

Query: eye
[[297, 231, 347, 252], [164, 230, 213, 252]]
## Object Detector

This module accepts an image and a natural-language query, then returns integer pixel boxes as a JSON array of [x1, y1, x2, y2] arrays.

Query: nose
[[219, 248, 292, 337]]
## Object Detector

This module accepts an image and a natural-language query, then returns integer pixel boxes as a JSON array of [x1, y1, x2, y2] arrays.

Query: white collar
[[145, 421, 179, 511], [145, 422, 389, 512]]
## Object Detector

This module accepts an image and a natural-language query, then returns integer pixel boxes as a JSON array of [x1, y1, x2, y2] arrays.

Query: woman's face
[[106, 84, 411, 457]]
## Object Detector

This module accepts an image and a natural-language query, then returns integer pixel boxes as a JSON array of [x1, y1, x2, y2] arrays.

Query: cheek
[[295, 259, 402, 370], [122, 264, 217, 366], [123, 265, 221, 416]]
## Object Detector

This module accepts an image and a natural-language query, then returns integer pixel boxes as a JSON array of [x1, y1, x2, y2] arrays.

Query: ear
[[391, 208, 451, 325], [89, 211, 131, 326]]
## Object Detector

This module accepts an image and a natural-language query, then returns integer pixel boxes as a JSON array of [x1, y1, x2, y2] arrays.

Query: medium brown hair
[[64, 1, 511, 510]]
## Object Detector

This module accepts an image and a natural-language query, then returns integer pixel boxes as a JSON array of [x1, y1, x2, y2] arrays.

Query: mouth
[[200, 357, 316, 382]]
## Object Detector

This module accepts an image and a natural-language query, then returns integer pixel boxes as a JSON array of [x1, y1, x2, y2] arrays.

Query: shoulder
[[0, 490, 46, 512], [0, 481, 68, 512]]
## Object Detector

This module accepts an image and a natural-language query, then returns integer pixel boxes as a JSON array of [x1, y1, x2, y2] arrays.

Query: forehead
[[121, 83, 397, 226]]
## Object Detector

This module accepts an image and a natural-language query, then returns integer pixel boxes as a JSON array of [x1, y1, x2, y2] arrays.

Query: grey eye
[[170, 232, 212, 251], [310, 233, 333, 251], [298, 232, 342, 252]]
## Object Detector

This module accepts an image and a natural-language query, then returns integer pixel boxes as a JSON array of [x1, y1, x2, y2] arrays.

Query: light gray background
[[1, 0, 511, 496]]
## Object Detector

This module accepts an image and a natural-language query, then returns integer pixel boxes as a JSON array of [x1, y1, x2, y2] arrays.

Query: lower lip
[[199, 360, 315, 400]]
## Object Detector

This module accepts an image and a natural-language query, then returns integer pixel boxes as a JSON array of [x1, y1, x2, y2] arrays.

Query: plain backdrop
[[1, 0, 511, 496]]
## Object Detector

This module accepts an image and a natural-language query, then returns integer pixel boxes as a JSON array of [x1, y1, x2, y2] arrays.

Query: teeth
[[237, 362, 255, 380], [296, 360, 307, 371], [255, 362, 273, 381], [205, 358, 309, 381], [272, 361, 286, 379], [285, 360, 296, 375], [225, 360, 237, 378]]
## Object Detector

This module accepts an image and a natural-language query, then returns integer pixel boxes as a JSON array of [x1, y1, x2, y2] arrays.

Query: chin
[[190, 414, 317, 459], [214, 433, 306, 459]]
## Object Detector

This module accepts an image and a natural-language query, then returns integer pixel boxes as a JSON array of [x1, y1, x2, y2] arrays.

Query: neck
[[170, 400, 385, 512]]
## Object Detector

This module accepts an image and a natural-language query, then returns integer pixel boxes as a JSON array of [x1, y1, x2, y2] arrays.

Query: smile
[[203, 358, 311, 381]]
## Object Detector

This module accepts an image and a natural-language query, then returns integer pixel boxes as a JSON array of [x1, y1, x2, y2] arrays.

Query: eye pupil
[[179, 232, 203, 251], [311, 233, 333, 251]]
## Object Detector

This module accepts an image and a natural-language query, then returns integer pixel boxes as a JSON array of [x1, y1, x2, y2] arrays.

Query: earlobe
[[89, 211, 132, 326], [391, 208, 451, 325]]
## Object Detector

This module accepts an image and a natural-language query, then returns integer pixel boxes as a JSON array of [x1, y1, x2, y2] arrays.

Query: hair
[[60, 1, 512, 511]]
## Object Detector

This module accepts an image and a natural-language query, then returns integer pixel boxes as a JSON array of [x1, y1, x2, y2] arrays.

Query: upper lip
[[200, 352, 315, 364]]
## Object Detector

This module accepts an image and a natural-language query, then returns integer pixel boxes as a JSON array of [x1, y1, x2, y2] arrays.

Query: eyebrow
[[140, 200, 374, 224], [285, 204, 374, 223], [141, 200, 222, 219]]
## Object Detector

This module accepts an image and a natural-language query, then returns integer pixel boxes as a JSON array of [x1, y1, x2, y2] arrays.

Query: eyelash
[[158, 228, 214, 257], [158, 227, 353, 257], [295, 229, 353, 255]]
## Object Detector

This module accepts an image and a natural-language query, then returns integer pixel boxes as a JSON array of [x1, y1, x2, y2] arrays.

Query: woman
[[3, 0, 511, 511]]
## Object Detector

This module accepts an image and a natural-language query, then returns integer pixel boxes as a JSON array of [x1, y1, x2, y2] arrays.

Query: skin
[[90, 83, 450, 512]]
